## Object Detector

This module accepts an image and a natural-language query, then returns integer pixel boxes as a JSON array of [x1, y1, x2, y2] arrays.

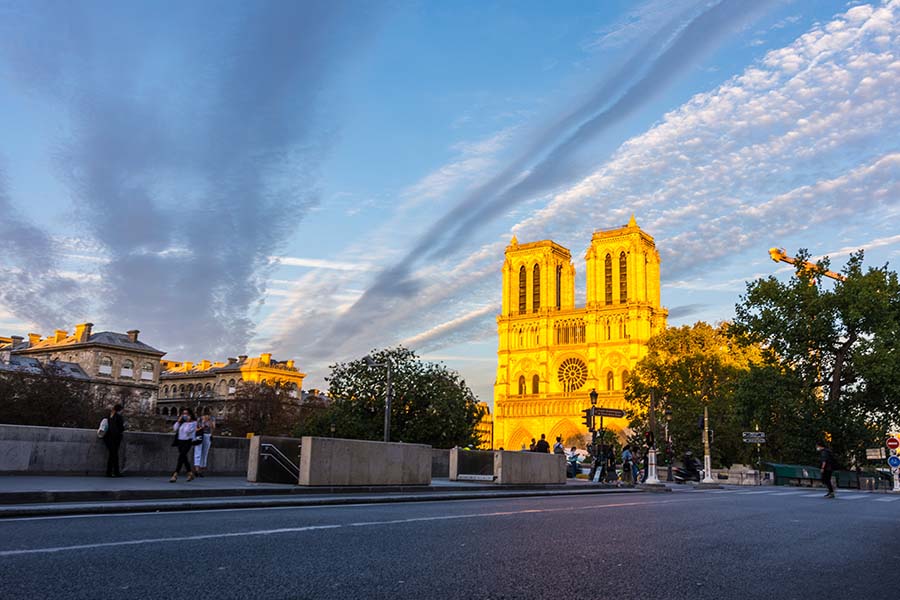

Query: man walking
[[104, 404, 125, 477], [817, 441, 836, 498]]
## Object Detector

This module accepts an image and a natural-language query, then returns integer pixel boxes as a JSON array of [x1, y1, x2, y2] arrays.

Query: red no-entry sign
[[887, 437, 900, 450]]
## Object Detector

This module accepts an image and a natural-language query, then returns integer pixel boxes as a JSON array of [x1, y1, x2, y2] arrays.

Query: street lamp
[[644, 390, 661, 485], [665, 406, 673, 482], [702, 402, 715, 483], [363, 355, 393, 443], [589, 388, 600, 480]]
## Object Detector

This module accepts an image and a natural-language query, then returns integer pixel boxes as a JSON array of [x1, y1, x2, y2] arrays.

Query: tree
[[297, 347, 485, 448], [625, 322, 762, 468], [226, 381, 303, 437], [0, 364, 99, 428], [733, 250, 900, 468]]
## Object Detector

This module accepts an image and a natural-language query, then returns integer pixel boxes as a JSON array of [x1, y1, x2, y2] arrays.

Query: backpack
[[553, 442, 564, 455]]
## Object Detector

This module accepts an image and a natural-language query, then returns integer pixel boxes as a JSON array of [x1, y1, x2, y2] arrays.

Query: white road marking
[[836, 495, 866, 500], [772, 491, 808, 496], [801, 493, 826, 497], [0, 498, 692, 557], [874, 497, 900, 502], [738, 491, 775, 495]]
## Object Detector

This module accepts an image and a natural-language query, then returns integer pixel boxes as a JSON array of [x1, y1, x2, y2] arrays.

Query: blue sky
[[1, 0, 898, 405]]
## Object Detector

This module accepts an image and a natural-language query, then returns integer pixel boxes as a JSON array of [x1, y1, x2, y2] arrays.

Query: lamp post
[[665, 406, 673, 482], [363, 355, 393, 443], [644, 390, 661, 485], [329, 423, 336, 438], [702, 403, 715, 483], [590, 388, 600, 479]]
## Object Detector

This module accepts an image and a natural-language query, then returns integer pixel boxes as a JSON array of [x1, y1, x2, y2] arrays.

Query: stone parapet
[[298, 437, 431, 486]]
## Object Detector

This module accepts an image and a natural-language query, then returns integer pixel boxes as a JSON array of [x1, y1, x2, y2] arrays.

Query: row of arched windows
[[605, 369, 630, 391], [97, 357, 154, 380], [512, 324, 540, 349], [554, 319, 586, 345], [516, 263, 564, 314], [602, 317, 628, 341], [603, 252, 628, 305], [156, 406, 214, 417], [517, 374, 540, 395], [161, 379, 239, 398]]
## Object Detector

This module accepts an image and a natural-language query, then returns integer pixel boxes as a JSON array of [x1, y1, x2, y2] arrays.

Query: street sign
[[742, 432, 766, 444], [594, 408, 625, 418], [888, 455, 900, 469], [887, 437, 900, 450], [866, 448, 887, 460]]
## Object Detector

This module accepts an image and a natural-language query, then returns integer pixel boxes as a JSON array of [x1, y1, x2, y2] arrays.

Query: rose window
[[558, 357, 588, 393]]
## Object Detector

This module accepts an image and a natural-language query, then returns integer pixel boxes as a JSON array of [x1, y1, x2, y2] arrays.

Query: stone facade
[[493, 217, 667, 450], [1, 323, 165, 411], [157, 353, 307, 419]]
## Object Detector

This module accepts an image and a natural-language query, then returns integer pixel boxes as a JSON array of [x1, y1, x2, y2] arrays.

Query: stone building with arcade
[[493, 216, 667, 450]]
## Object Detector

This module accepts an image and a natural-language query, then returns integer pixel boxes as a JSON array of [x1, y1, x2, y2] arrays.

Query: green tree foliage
[[297, 347, 485, 448], [733, 250, 900, 467], [0, 365, 100, 428], [625, 322, 762, 468], [226, 381, 309, 437]]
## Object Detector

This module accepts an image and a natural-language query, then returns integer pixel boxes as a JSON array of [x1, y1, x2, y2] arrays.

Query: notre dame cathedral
[[493, 216, 668, 450]]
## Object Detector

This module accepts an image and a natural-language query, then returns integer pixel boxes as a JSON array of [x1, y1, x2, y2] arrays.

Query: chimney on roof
[[238, 355, 248, 362], [227, 357, 237, 365], [200, 360, 211, 370], [28, 333, 41, 345], [260, 353, 272, 365], [126, 330, 139, 343], [54, 329, 68, 343], [73, 322, 93, 343], [10, 336, 23, 347], [185, 361, 194, 371]]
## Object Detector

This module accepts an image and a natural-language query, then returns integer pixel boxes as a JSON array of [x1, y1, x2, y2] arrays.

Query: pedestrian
[[170, 408, 197, 483], [102, 404, 125, 477], [567, 446, 579, 478], [193, 413, 215, 477], [529, 438, 537, 452], [640, 444, 649, 483], [553, 436, 565, 455], [534, 433, 551, 453], [817, 441, 836, 498], [621, 445, 634, 484]]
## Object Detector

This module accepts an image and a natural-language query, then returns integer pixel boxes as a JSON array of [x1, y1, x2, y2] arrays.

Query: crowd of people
[[98, 404, 216, 482], [522, 432, 660, 484]]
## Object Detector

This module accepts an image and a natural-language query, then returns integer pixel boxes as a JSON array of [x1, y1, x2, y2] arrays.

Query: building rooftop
[[0, 353, 90, 380], [3, 324, 165, 356]]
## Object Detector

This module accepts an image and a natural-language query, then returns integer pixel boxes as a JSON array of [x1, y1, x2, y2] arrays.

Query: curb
[[0, 487, 643, 519]]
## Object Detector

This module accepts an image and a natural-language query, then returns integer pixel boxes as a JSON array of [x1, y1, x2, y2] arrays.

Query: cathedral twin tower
[[493, 216, 667, 450]]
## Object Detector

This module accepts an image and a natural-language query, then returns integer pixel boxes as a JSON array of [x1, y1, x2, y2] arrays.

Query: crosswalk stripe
[[708, 490, 737, 494], [837, 495, 866, 500], [773, 491, 807, 496], [801, 493, 825, 497], [739, 490, 775, 495], [874, 497, 900, 502]]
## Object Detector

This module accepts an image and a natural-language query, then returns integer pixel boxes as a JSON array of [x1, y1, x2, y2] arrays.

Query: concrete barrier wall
[[449, 448, 495, 481], [431, 448, 450, 478], [494, 450, 565, 484], [0, 423, 249, 476], [247, 435, 302, 484], [298, 437, 431, 486]]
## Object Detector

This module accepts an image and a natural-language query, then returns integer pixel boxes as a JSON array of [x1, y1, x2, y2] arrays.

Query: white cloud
[[268, 256, 372, 271]]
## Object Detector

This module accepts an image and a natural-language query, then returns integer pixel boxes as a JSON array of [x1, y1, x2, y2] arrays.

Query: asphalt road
[[0, 487, 897, 600]]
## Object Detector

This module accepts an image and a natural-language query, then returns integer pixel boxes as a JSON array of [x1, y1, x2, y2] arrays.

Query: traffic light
[[582, 408, 595, 431], [644, 430, 655, 447]]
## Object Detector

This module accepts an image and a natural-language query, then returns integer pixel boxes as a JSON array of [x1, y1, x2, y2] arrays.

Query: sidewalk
[[0, 475, 642, 518]]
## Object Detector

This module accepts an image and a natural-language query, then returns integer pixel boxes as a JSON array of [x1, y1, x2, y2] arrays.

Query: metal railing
[[260, 443, 300, 480]]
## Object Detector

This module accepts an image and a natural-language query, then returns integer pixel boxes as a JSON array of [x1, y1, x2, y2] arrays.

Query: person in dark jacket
[[817, 441, 836, 498], [104, 404, 125, 477], [534, 433, 551, 453]]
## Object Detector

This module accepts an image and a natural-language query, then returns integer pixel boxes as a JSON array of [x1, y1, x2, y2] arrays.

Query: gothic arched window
[[518, 266, 527, 314], [619, 251, 628, 303], [555, 265, 562, 309], [518, 376, 526, 395], [532, 264, 540, 312], [622, 369, 630, 390], [532, 374, 539, 394], [606, 371, 614, 391], [604, 254, 613, 305]]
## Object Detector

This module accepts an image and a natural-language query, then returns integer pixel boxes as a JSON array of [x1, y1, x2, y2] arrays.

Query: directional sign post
[[742, 432, 766, 444], [595, 408, 625, 419]]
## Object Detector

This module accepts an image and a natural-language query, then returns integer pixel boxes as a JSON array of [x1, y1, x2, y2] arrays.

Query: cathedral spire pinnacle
[[627, 214, 637, 228], [509, 235, 518, 246]]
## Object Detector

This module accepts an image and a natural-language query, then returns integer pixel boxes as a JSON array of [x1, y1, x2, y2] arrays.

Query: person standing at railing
[[193, 414, 215, 477]]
